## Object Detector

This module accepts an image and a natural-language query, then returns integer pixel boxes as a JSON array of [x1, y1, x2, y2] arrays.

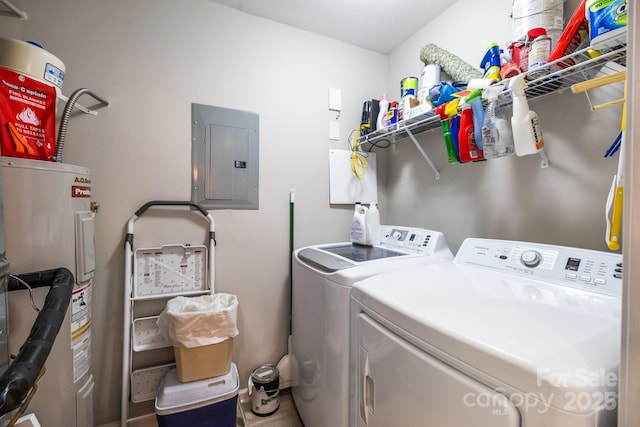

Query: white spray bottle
[[509, 74, 544, 156], [376, 94, 389, 130]]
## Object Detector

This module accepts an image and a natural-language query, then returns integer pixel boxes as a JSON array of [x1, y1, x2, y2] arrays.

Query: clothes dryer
[[350, 238, 622, 427], [292, 226, 453, 427]]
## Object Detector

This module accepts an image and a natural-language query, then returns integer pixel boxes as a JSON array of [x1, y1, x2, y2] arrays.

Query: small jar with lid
[[527, 27, 552, 77]]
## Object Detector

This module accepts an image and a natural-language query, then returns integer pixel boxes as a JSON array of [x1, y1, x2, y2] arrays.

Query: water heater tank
[[1, 156, 95, 427]]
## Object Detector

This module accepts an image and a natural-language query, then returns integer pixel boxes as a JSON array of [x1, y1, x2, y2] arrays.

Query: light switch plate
[[329, 87, 341, 111], [329, 121, 340, 141]]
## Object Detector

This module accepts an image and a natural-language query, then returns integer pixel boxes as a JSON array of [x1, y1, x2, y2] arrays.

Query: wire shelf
[[363, 43, 627, 146], [0, 0, 27, 19]]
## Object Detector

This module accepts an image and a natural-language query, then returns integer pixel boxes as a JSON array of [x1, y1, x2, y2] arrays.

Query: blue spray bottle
[[480, 42, 502, 81]]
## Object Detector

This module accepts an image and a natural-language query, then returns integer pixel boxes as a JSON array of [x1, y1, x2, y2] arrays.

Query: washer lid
[[351, 263, 622, 414], [298, 244, 408, 273]]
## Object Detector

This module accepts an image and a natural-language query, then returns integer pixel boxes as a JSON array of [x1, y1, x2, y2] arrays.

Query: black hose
[[0, 268, 74, 416]]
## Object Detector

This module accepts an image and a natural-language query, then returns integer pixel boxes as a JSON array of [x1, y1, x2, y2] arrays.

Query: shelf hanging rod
[[0, 0, 27, 19], [404, 126, 440, 180], [539, 150, 550, 169]]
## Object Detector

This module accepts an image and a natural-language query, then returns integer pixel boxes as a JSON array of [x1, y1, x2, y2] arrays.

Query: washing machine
[[292, 225, 453, 427], [349, 238, 622, 427]]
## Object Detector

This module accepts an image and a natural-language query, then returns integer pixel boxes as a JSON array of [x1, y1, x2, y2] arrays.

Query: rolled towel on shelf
[[420, 43, 483, 83]]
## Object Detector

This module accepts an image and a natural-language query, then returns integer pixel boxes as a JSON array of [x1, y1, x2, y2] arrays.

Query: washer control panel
[[456, 238, 622, 296], [378, 225, 450, 256]]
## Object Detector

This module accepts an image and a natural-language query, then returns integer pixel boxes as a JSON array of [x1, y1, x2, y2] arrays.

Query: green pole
[[289, 191, 294, 335]]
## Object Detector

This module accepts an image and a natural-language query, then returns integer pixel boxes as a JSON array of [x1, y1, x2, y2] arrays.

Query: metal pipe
[[55, 88, 109, 162]]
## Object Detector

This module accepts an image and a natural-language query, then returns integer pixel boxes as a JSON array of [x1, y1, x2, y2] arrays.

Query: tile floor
[[237, 390, 304, 427]]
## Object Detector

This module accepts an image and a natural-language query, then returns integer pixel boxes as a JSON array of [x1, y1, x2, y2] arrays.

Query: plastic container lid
[[527, 27, 548, 40], [251, 364, 279, 385], [155, 363, 238, 415]]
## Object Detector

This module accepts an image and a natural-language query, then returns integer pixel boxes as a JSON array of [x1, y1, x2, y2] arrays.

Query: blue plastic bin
[[155, 363, 238, 427]]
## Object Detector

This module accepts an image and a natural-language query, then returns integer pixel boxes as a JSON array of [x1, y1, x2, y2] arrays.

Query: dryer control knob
[[521, 250, 542, 268]]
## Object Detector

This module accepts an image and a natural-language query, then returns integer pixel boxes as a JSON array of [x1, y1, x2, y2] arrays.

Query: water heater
[[1, 156, 95, 427]]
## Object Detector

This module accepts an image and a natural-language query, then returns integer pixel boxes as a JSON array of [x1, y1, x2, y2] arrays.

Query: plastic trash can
[[157, 294, 239, 382]]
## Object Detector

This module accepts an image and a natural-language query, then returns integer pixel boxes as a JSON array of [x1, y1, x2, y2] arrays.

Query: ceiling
[[208, 0, 454, 54]]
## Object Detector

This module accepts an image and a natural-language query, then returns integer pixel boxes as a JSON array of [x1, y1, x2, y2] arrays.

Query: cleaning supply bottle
[[586, 0, 628, 49], [350, 202, 368, 245], [466, 89, 485, 150], [445, 99, 462, 161], [364, 202, 381, 246], [509, 74, 544, 156], [527, 27, 551, 79], [457, 100, 484, 163], [436, 104, 458, 163], [387, 100, 398, 125], [450, 114, 461, 161], [376, 93, 389, 130], [481, 84, 515, 159], [480, 42, 502, 81]]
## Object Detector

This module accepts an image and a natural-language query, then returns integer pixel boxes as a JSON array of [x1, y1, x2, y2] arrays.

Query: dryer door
[[355, 313, 521, 427]]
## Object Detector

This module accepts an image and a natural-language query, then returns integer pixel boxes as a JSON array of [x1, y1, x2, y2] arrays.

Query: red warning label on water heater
[[0, 67, 57, 160], [72, 185, 91, 198]]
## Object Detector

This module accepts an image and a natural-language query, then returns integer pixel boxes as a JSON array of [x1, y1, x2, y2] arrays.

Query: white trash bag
[[157, 293, 239, 348]]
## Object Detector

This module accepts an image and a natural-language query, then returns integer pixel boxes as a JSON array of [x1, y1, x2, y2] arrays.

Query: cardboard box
[[156, 363, 238, 427], [174, 337, 233, 383]]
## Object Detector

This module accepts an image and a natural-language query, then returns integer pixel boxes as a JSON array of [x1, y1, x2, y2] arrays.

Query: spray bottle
[[350, 202, 368, 245], [509, 74, 544, 156], [377, 93, 389, 130], [445, 99, 462, 161], [436, 104, 458, 163], [480, 42, 502, 81], [481, 84, 514, 159]]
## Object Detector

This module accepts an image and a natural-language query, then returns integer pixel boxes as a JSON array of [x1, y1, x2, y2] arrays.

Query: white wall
[[0, 0, 388, 424], [384, 0, 622, 253], [0, 0, 626, 424]]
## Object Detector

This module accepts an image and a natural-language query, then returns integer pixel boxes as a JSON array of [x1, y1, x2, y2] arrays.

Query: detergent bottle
[[481, 84, 514, 159], [350, 202, 368, 245], [377, 93, 389, 130], [466, 89, 485, 150], [457, 100, 484, 163], [509, 74, 544, 156], [364, 202, 381, 246], [586, 0, 628, 48]]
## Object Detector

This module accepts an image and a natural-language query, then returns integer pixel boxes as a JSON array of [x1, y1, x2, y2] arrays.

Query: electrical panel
[[191, 103, 259, 209]]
